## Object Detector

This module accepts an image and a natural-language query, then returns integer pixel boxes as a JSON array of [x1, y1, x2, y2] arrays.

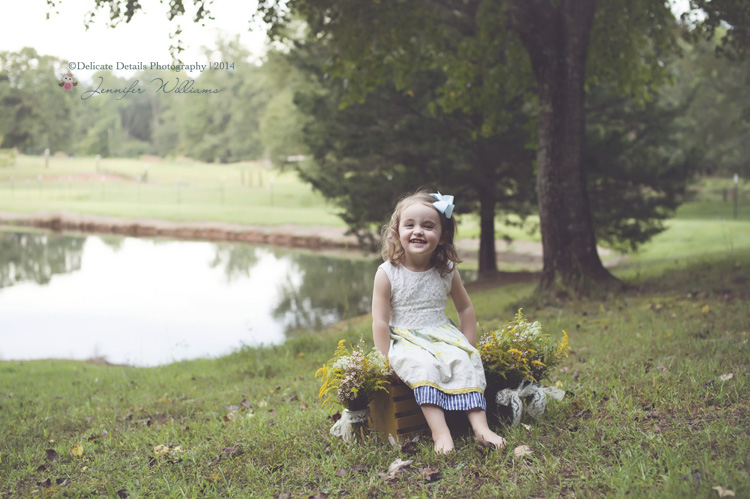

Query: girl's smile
[[398, 203, 443, 267]]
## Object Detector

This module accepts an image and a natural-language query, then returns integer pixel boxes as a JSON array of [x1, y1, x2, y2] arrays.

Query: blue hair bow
[[430, 192, 455, 219]]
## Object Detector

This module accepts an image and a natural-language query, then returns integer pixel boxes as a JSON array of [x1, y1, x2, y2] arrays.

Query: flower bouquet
[[478, 309, 570, 426], [315, 340, 391, 442]]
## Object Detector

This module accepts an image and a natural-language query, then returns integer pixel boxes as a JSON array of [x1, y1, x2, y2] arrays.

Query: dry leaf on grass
[[719, 373, 734, 381], [712, 486, 735, 497], [513, 445, 533, 460], [419, 467, 441, 482], [381, 458, 413, 480], [70, 443, 84, 457], [400, 436, 420, 455], [153, 444, 183, 456]]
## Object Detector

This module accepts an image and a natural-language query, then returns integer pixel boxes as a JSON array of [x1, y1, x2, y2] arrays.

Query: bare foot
[[475, 430, 507, 450], [433, 433, 455, 454]]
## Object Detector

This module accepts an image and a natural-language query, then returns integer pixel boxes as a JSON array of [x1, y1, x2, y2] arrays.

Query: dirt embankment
[[1, 211, 597, 275], [0, 211, 360, 250]]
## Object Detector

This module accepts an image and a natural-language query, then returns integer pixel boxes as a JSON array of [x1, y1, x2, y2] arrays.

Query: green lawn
[[0, 155, 749, 497], [1, 252, 748, 497]]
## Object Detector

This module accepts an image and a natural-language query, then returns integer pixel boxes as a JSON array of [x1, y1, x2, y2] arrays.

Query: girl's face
[[398, 202, 443, 262]]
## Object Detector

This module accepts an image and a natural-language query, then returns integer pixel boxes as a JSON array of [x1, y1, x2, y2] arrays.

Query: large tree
[[67, 0, 737, 294], [284, 37, 536, 274]]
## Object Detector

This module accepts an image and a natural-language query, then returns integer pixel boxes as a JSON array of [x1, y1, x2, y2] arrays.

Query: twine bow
[[495, 379, 566, 427], [330, 408, 371, 443]]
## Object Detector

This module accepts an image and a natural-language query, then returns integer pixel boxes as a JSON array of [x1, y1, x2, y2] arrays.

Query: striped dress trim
[[406, 380, 485, 395], [413, 386, 487, 411]]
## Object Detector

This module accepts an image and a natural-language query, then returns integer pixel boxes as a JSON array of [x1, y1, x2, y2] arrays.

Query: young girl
[[372, 191, 506, 453]]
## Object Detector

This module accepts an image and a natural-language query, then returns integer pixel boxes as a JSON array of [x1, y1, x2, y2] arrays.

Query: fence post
[[734, 174, 739, 220]]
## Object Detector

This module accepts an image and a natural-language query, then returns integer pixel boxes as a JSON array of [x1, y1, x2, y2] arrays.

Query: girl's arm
[[450, 269, 477, 346], [372, 268, 392, 356]]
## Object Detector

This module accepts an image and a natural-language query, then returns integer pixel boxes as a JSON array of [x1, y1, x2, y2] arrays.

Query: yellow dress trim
[[407, 380, 484, 395]]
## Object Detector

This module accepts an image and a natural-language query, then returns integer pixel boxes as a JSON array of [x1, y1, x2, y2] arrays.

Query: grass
[[0, 155, 343, 227], [1, 155, 749, 497], [0, 155, 542, 239], [1, 248, 748, 498]]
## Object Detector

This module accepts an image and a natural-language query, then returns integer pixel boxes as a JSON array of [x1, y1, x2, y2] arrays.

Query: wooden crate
[[369, 382, 429, 442]]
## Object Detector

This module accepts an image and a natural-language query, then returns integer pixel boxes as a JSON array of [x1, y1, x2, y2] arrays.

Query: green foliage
[[479, 309, 569, 388], [585, 85, 701, 252], [315, 340, 390, 411], [288, 32, 536, 256], [666, 34, 750, 177], [684, 0, 750, 60], [0, 48, 79, 154]]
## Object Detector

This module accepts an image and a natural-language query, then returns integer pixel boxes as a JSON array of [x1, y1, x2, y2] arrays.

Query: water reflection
[[273, 253, 380, 333], [0, 231, 477, 366], [0, 232, 84, 287], [0, 231, 381, 366]]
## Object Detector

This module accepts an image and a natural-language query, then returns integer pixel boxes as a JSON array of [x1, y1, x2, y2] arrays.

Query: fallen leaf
[[37, 478, 52, 488], [225, 404, 240, 412], [224, 412, 236, 422], [701, 304, 710, 315], [419, 467, 441, 482], [350, 464, 367, 474], [335, 468, 348, 477], [70, 443, 84, 457], [309, 493, 329, 499], [387, 434, 398, 448], [513, 445, 533, 460], [241, 399, 252, 408], [36, 465, 48, 472], [400, 435, 420, 456], [153, 444, 183, 456], [386, 458, 412, 479], [655, 365, 668, 374], [712, 486, 735, 497], [682, 470, 704, 484], [45, 449, 59, 462], [56, 478, 70, 486], [116, 488, 128, 498], [719, 373, 734, 381], [258, 401, 268, 408], [573, 370, 581, 380]]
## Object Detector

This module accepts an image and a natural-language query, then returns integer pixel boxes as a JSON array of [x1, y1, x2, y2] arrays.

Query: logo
[[58, 73, 78, 91]]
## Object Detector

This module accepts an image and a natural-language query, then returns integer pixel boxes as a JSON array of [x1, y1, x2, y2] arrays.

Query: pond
[[0, 230, 386, 366]]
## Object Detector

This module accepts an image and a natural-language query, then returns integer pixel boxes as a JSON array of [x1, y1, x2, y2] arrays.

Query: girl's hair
[[380, 191, 462, 276]]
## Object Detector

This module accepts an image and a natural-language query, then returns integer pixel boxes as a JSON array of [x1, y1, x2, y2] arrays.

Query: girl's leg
[[466, 408, 507, 449], [420, 404, 454, 454]]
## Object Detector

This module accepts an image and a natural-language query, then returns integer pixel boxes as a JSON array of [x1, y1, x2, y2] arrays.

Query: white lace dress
[[380, 261, 486, 411]]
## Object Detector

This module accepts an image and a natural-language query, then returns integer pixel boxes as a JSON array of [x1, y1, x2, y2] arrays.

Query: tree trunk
[[508, 0, 622, 296], [477, 187, 498, 277]]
